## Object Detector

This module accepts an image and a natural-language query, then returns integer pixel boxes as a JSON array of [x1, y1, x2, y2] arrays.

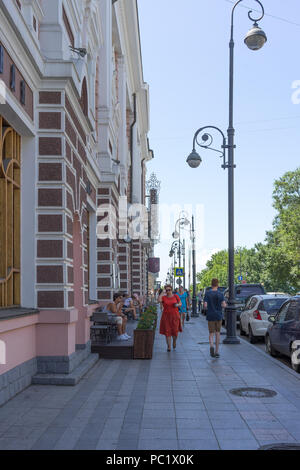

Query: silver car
[[240, 295, 289, 343]]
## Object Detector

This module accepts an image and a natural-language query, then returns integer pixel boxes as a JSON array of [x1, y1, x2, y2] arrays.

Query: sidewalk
[[0, 313, 300, 450]]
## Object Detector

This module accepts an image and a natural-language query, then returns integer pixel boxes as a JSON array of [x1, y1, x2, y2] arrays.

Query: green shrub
[[137, 311, 156, 330]]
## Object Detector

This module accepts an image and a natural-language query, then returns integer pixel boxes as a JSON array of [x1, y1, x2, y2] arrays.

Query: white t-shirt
[[124, 297, 132, 308]]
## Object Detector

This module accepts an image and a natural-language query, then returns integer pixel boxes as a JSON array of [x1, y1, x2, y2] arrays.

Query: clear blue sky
[[138, 0, 300, 283]]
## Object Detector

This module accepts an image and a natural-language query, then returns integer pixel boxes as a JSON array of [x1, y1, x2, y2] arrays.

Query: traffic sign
[[174, 267, 184, 277], [238, 275, 243, 281]]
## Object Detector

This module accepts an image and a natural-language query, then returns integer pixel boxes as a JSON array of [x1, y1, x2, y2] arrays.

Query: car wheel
[[291, 344, 300, 373], [249, 325, 257, 344], [265, 334, 278, 357], [240, 322, 246, 336]]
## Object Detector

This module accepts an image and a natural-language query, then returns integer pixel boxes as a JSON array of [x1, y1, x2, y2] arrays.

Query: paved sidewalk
[[0, 314, 300, 450]]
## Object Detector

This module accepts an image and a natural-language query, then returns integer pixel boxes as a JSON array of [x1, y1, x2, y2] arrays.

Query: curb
[[220, 326, 300, 381]]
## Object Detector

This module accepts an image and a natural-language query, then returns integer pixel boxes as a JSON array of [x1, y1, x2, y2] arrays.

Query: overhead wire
[[223, 0, 300, 28]]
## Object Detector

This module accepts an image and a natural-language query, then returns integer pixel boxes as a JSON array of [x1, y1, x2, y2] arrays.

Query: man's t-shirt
[[204, 290, 224, 321], [124, 297, 132, 308], [177, 291, 188, 313]]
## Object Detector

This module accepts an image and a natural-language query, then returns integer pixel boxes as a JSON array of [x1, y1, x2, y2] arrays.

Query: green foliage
[[137, 306, 157, 330], [196, 168, 300, 294]]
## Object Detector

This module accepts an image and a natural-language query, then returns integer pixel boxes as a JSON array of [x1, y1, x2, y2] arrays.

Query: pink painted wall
[[0, 314, 38, 374]]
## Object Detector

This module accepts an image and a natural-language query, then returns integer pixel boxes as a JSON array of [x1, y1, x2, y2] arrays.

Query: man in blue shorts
[[204, 279, 226, 358]]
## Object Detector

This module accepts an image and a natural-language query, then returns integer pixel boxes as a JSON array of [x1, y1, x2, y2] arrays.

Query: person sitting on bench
[[103, 293, 130, 341], [122, 293, 137, 320]]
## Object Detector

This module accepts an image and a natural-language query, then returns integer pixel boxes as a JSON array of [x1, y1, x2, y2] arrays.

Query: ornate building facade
[[0, 0, 156, 406]]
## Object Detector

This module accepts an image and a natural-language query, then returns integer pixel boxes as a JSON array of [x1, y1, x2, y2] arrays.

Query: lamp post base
[[223, 335, 240, 344], [223, 304, 240, 344], [191, 298, 199, 317]]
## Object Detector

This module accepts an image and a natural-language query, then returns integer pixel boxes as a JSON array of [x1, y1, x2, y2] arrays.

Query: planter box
[[133, 329, 155, 359]]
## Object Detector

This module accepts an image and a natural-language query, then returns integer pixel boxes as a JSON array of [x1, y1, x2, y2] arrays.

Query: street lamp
[[186, 0, 267, 344], [172, 211, 191, 288]]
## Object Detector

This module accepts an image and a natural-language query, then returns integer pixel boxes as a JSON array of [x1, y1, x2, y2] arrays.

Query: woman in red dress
[[159, 285, 182, 351]]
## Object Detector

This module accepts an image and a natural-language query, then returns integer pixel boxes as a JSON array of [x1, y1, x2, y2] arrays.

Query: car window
[[276, 302, 290, 323], [259, 298, 288, 314], [247, 298, 257, 310], [285, 301, 300, 321], [235, 285, 265, 299]]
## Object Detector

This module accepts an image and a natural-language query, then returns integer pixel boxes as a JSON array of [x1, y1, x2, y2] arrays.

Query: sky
[[137, 0, 300, 284]]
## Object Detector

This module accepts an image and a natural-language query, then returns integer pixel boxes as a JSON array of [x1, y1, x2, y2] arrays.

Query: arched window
[[0, 117, 21, 307], [80, 77, 88, 117]]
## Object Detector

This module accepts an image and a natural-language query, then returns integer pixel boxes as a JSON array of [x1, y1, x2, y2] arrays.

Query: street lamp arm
[[192, 126, 226, 150], [231, 0, 265, 32], [192, 125, 227, 168]]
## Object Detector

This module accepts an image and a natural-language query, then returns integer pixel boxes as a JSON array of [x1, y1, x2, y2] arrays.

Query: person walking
[[197, 290, 203, 315], [159, 285, 182, 351], [177, 286, 189, 328], [203, 279, 226, 358]]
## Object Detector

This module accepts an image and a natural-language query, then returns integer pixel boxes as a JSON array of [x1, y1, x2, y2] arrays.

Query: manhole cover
[[229, 387, 277, 398], [259, 443, 300, 450]]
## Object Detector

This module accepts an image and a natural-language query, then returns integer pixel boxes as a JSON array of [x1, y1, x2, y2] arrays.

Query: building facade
[[0, 0, 156, 406]]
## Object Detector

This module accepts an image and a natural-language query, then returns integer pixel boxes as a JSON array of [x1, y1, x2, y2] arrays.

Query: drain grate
[[259, 443, 300, 450], [198, 341, 210, 345], [229, 387, 277, 398]]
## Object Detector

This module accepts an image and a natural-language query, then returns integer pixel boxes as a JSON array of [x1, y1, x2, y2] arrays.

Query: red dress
[[160, 295, 182, 337]]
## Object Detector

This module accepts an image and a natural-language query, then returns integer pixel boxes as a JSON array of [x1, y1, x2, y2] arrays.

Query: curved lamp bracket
[[232, 0, 265, 27], [192, 125, 228, 169]]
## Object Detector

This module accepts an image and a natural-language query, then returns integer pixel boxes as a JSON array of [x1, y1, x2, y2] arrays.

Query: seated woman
[[103, 293, 130, 341], [122, 293, 137, 320], [133, 293, 143, 315]]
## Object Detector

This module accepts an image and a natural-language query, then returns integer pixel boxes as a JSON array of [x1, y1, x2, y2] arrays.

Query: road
[[236, 325, 293, 370]]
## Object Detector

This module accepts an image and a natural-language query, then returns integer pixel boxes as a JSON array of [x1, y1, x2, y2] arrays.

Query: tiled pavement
[[1, 314, 300, 450]]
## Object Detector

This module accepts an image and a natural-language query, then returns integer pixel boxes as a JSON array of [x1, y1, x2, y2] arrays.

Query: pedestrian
[[159, 285, 182, 351], [203, 279, 226, 358], [103, 293, 130, 341], [184, 288, 191, 321], [197, 290, 203, 314], [177, 285, 189, 328]]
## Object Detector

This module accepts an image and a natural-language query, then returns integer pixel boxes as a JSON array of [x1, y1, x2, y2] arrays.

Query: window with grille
[[0, 117, 21, 307]]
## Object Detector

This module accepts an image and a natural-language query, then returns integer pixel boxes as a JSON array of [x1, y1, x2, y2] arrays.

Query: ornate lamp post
[[186, 0, 267, 344], [169, 240, 184, 288]]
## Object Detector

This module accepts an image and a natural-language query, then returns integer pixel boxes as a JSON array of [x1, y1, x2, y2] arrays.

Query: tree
[[196, 168, 300, 294]]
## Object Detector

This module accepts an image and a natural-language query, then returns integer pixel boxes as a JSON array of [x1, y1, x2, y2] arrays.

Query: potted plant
[[133, 308, 157, 359]]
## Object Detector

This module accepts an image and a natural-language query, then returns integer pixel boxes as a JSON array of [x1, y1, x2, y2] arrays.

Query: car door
[[280, 301, 300, 356], [244, 297, 258, 333], [270, 301, 290, 353]]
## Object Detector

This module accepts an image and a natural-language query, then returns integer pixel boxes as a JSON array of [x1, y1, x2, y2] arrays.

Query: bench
[[90, 311, 118, 344]]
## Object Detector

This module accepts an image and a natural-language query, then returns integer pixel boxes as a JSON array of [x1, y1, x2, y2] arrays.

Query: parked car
[[201, 286, 227, 315], [240, 295, 289, 343], [267, 292, 291, 297], [265, 297, 300, 372], [223, 283, 266, 325]]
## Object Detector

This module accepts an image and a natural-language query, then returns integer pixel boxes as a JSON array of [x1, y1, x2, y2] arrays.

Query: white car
[[240, 295, 289, 343]]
